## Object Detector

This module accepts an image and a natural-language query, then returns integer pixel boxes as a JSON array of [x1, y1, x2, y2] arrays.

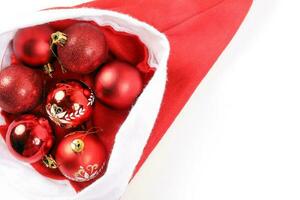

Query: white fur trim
[[0, 8, 170, 200]]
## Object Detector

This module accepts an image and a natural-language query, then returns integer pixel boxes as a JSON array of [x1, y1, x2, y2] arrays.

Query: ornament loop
[[43, 63, 54, 78], [51, 31, 67, 46], [42, 155, 58, 169], [71, 139, 85, 153], [50, 31, 68, 73], [86, 127, 102, 135]]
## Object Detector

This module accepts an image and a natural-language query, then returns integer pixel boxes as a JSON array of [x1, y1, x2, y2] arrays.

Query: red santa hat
[[0, 0, 252, 199]]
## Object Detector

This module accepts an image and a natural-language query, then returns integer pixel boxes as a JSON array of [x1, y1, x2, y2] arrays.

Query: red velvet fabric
[[75, 0, 253, 176]]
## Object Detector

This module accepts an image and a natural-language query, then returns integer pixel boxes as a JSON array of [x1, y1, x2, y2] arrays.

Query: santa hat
[[0, 0, 252, 199]]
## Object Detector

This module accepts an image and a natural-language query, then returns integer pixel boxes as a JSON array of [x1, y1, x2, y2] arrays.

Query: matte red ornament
[[0, 64, 43, 114], [45, 80, 95, 129], [95, 61, 143, 109], [13, 25, 53, 67], [5, 114, 54, 163], [55, 131, 107, 182], [56, 23, 108, 74]]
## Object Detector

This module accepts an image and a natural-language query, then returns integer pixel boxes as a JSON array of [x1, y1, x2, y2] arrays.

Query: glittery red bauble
[[95, 61, 143, 109], [13, 25, 53, 67], [55, 131, 106, 182], [0, 64, 43, 114], [57, 23, 107, 74], [45, 80, 95, 129], [6, 115, 54, 163]]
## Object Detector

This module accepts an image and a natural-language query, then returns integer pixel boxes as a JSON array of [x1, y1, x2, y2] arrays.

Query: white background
[[1, 0, 300, 200]]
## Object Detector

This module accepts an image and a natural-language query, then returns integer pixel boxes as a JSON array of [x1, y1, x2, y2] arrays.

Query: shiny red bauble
[[13, 25, 53, 67], [0, 64, 43, 114], [95, 61, 143, 109], [6, 115, 54, 163], [57, 23, 107, 74], [46, 80, 95, 129], [55, 131, 106, 182]]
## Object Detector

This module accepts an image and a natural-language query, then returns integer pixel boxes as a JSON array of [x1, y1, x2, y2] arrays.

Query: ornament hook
[[71, 139, 85, 153], [43, 63, 54, 78], [51, 31, 67, 46], [42, 155, 58, 169], [50, 31, 68, 73]]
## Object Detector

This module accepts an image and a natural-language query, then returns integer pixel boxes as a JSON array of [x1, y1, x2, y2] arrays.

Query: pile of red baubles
[[0, 23, 143, 182]]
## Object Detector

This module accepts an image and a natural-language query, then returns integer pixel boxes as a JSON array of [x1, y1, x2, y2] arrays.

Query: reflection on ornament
[[71, 139, 85, 153]]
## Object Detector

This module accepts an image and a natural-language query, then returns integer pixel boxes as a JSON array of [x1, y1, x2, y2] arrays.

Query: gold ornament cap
[[71, 139, 85, 153], [42, 155, 58, 169], [51, 31, 67, 46]]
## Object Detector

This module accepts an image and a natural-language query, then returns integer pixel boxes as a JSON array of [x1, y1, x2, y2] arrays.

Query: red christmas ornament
[[55, 131, 107, 182], [46, 80, 95, 129], [54, 23, 107, 74], [13, 25, 53, 67], [5, 115, 54, 163], [0, 64, 43, 114], [95, 61, 143, 109]]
